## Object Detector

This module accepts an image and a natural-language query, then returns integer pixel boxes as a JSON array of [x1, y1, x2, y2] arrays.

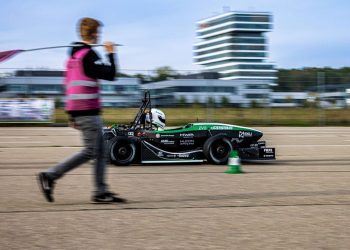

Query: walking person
[[38, 17, 126, 203]]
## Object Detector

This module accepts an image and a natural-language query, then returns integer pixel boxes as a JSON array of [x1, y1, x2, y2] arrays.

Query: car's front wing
[[239, 141, 276, 160]]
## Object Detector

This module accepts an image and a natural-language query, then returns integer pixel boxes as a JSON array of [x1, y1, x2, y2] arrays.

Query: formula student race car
[[103, 91, 276, 166]]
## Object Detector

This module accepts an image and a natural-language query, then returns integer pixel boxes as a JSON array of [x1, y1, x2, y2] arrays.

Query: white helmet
[[146, 108, 166, 129]]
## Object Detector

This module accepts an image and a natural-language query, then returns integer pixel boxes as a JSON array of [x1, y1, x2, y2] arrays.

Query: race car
[[103, 91, 276, 166]]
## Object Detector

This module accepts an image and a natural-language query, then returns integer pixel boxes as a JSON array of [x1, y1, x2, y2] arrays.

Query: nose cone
[[253, 130, 263, 140]]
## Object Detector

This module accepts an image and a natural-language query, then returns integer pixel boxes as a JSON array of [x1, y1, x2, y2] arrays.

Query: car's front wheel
[[107, 137, 137, 166], [203, 135, 233, 164]]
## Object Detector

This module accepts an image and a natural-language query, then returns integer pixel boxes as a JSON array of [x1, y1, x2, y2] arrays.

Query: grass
[[53, 107, 350, 126]]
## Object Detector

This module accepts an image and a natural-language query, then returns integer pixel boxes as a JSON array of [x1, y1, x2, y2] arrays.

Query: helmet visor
[[158, 116, 165, 124]]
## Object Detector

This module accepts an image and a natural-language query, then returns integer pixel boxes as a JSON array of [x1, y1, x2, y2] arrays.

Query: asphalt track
[[0, 127, 349, 250]]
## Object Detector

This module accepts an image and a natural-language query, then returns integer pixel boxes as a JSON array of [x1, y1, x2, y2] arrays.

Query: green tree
[[207, 97, 215, 107], [116, 72, 132, 78], [54, 97, 61, 108], [221, 96, 229, 107], [276, 67, 350, 92], [178, 96, 187, 107], [152, 66, 177, 82], [134, 73, 148, 83], [250, 100, 259, 108]]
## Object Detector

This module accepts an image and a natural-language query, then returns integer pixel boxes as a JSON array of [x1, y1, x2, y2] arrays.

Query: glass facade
[[195, 45, 266, 56], [195, 37, 265, 50], [245, 93, 269, 99], [204, 64, 274, 73], [245, 84, 268, 89], [221, 71, 276, 78], [31, 85, 62, 92], [204, 60, 263, 68], [198, 23, 271, 37], [7, 85, 29, 92], [195, 52, 266, 63], [175, 86, 236, 93]]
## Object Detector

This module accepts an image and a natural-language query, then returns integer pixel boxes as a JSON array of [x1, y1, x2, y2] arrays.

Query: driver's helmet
[[146, 108, 166, 129]]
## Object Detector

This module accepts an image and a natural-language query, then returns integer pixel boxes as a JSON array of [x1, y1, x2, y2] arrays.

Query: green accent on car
[[155, 123, 261, 134]]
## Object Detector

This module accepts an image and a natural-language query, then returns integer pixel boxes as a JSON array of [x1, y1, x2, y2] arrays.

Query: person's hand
[[104, 41, 115, 54], [68, 120, 79, 130]]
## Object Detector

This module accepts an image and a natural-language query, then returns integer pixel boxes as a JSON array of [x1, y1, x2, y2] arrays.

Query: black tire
[[203, 134, 233, 164], [107, 137, 137, 166]]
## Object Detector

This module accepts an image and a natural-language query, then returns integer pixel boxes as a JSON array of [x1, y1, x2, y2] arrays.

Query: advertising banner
[[0, 98, 54, 122]]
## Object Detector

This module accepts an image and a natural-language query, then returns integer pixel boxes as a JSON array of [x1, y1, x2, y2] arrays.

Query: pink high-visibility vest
[[64, 48, 100, 111]]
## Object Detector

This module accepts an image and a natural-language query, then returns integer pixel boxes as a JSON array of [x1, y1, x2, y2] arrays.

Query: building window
[[196, 52, 266, 63], [206, 64, 274, 72], [31, 85, 62, 92], [8, 84, 28, 92], [245, 93, 268, 99], [199, 23, 270, 37], [174, 86, 236, 93], [222, 71, 275, 78], [195, 38, 265, 50], [195, 45, 266, 56], [102, 85, 116, 92], [245, 84, 268, 89], [115, 85, 124, 92]]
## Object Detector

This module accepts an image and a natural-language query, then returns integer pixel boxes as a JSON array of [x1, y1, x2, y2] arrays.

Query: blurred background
[[1, 1, 350, 126], [1, 67, 349, 126]]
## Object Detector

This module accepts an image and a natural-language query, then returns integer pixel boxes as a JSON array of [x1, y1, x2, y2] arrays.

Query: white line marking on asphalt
[[1, 146, 81, 149], [283, 135, 337, 137], [0, 136, 30, 139], [0, 141, 50, 144], [275, 145, 350, 147]]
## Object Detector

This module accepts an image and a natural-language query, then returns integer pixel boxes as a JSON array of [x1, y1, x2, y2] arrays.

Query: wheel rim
[[209, 139, 232, 163], [111, 141, 136, 163]]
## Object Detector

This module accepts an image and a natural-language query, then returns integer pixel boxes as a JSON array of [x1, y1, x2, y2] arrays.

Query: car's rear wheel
[[108, 137, 137, 166], [203, 135, 233, 164]]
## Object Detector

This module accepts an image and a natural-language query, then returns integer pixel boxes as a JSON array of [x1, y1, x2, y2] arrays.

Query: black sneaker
[[92, 192, 127, 203], [37, 172, 55, 202]]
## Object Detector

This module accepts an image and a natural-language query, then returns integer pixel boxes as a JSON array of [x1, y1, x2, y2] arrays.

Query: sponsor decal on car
[[260, 148, 275, 158], [211, 126, 233, 130], [180, 133, 194, 138], [180, 139, 195, 146], [178, 154, 190, 158], [239, 131, 253, 138], [160, 134, 175, 137], [160, 139, 175, 145], [264, 148, 274, 153]]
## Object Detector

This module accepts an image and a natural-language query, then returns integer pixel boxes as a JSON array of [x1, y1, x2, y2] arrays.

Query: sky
[[0, 0, 349, 74]]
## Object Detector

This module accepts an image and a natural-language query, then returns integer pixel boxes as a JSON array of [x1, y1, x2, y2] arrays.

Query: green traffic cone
[[225, 150, 243, 174]]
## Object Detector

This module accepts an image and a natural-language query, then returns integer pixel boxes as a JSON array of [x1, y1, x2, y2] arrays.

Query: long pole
[[0, 44, 122, 63], [24, 44, 122, 52]]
